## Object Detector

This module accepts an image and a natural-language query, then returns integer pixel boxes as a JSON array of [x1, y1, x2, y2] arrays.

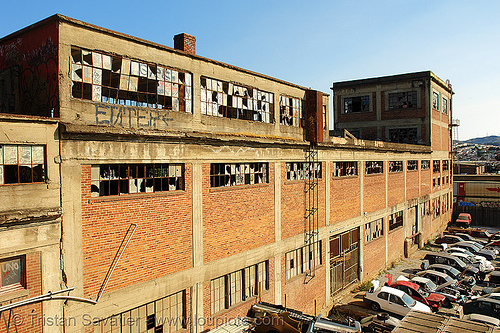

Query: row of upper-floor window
[[340, 90, 450, 114], [0, 149, 451, 191], [70, 47, 326, 128]]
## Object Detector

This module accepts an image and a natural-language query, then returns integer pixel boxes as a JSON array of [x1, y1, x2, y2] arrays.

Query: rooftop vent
[[174, 33, 196, 55]]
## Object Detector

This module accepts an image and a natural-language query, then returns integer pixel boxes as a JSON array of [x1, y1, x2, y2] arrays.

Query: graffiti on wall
[[0, 25, 59, 117], [95, 103, 174, 129]]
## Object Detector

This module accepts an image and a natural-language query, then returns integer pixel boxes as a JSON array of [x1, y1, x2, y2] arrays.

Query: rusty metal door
[[329, 229, 359, 296]]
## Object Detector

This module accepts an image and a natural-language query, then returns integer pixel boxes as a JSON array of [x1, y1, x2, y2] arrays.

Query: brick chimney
[[174, 33, 196, 55]]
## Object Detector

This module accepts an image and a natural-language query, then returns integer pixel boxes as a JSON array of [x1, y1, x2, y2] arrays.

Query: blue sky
[[1, 0, 498, 140]]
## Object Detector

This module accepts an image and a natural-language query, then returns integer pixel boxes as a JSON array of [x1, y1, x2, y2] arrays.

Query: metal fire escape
[[304, 143, 319, 282]]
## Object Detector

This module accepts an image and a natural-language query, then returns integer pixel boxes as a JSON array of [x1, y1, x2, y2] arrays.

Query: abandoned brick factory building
[[0, 15, 453, 333]]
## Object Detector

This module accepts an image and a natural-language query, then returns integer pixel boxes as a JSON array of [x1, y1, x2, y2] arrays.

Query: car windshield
[[424, 280, 437, 291], [448, 267, 460, 276], [418, 287, 430, 297], [402, 293, 416, 307], [475, 243, 484, 249]]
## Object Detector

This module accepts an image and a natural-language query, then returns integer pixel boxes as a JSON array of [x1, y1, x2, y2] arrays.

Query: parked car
[[389, 280, 445, 311], [454, 232, 488, 245], [463, 297, 500, 320], [455, 213, 472, 227], [434, 235, 464, 245], [408, 276, 462, 306], [462, 313, 500, 327], [363, 282, 431, 316], [427, 263, 476, 287], [422, 253, 481, 281], [453, 241, 497, 261], [447, 251, 493, 277], [415, 270, 469, 295]]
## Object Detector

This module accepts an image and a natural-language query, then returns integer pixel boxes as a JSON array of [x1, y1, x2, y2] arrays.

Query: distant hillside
[[463, 136, 500, 146]]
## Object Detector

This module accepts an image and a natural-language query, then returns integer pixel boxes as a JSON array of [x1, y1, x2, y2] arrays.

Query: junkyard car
[[463, 297, 500, 319], [390, 280, 445, 311], [409, 276, 462, 306], [427, 263, 476, 287], [363, 282, 431, 316]]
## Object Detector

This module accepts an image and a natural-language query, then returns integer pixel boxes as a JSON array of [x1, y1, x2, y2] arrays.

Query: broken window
[[388, 127, 418, 144], [71, 47, 192, 112], [421, 160, 430, 170], [442, 160, 449, 171], [279, 95, 301, 126], [365, 218, 383, 242], [210, 163, 268, 188], [433, 160, 441, 173], [343, 96, 369, 113], [442, 97, 448, 114], [96, 290, 186, 332], [285, 162, 322, 181], [432, 91, 439, 110], [285, 241, 321, 280], [200, 77, 273, 123], [365, 161, 383, 175], [0, 145, 45, 185], [389, 161, 403, 173], [332, 161, 358, 177], [388, 91, 417, 109], [388, 211, 403, 231], [90, 163, 184, 197], [432, 197, 441, 218], [323, 105, 327, 130], [210, 261, 269, 314], [407, 160, 418, 171], [0, 256, 25, 292]]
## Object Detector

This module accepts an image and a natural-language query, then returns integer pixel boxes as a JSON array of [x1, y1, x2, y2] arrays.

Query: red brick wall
[[362, 127, 378, 141], [0, 252, 42, 333], [387, 226, 404, 264], [406, 169, 419, 200], [431, 124, 441, 150], [330, 170, 361, 223], [281, 163, 326, 240], [202, 164, 275, 263], [281, 246, 326, 314], [363, 172, 386, 213], [420, 169, 432, 196], [387, 172, 404, 207], [81, 165, 193, 298], [363, 234, 386, 279], [441, 126, 450, 152]]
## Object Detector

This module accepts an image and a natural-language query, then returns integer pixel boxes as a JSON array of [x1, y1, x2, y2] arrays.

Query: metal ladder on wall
[[304, 143, 319, 282]]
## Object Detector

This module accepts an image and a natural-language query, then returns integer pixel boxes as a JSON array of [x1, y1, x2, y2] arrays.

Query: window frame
[[389, 161, 403, 173], [279, 95, 301, 127], [210, 163, 269, 188], [0, 256, 26, 293], [285, 241, 322, 280], [285, 162, 322, 181], [389, 211, 403, 231], [365, 161, 384, 175], [432, 91, 440, 110], [90, 163, 185, 197], [421, 160, 430, 170], [332, 161, 358, 178], [210, 261, 269, 314], [342, 95, 370, 114], [365, 218, 384, 243], [388, 91, 418, 110], [71, 47, 193, 112], [201, 76, 274, 123], [0, 144, 46, 185], [407, 160, 418, 171]]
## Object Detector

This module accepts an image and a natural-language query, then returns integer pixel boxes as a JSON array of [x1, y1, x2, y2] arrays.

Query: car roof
[[393, 281, 419, 289], [418, 270, 450, 278], [428, 264, 454, 270], [411, 276, 431, 283], [425, 252, 455, 259], [469, 297, 500, 305], [380, 286, 405, 298]]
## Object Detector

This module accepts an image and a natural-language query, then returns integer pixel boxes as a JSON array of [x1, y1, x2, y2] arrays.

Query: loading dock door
[[330, 228, 359, 296]]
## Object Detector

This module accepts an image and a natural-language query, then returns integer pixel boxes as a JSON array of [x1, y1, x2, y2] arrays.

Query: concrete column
[[274, 162, 281, 242], [192, 282, 204, 333], [325, 161, 331, 226], [274, 254, 282, 305], [192, 162, 203, 267]]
